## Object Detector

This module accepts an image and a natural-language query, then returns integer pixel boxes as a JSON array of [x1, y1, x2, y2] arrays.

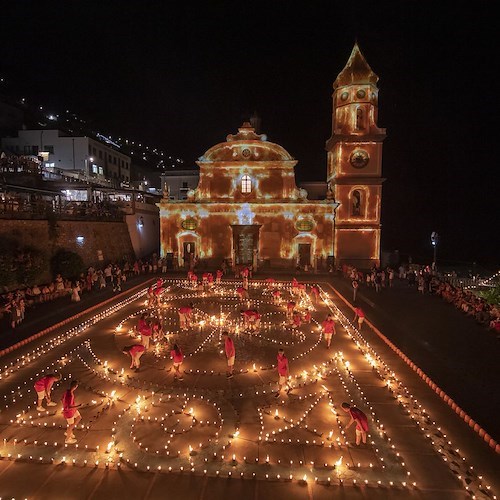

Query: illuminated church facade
[[159, 43, 384, 270]]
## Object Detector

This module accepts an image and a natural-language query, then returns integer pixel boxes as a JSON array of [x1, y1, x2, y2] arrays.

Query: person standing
[[62, 380, 82, 444], [241, 266, 249, 289], [71, 282, 81, 302], [122, 344, 146, 371], [170, 344, 184, 381], [178, 303, 194, 330], [112, 266, 122, 292], [353, 307, 365, 330], [136, 313, 148, 335], [140, 320, 152, 349], [104, 264, 113, 287], [223, 331, 235, 378], [34, 373, 61, 411], [388, 268, 395, 287], [321, 314, 336, 349], [216, 269, 223, 285], [7, 299, 21, 330], [310, 285, 320, 304], [341, 402, 369, 445], [352, 279, 359, 302], [275, 349, 291, 397]]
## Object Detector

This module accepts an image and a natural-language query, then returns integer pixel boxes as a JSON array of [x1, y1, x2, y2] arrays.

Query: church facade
[[159, 44, 384, 270]]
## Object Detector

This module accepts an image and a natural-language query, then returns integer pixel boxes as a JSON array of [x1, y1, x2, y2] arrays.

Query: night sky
[[1, 1, 498, 268]]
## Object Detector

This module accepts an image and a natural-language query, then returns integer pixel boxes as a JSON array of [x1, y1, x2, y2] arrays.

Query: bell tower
[[326, 43, 386, 268]]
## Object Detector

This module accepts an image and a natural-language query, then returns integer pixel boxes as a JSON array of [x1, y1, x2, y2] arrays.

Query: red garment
[[171, 349, 183, 363], [179, 306, 192, 314], [349, 407, 369, 431], [355, 308, 365, 318], [34, 375, 57, 393], [277, 354, 289, 376], [225, 337, 235, 357], [141, 325, 152, 337], [243, 310, 259, 319], [130, 345, 145, 356], [62, 390, 76, 418], [137, 318, 147, 331], [287, 301, 296, 311], [322, 319, 336, 334], [216, 270, 223, 278]]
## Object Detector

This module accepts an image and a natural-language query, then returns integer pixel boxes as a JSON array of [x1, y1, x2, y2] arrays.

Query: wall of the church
[[334, 228, 380, 268], [159, 202, 335, 270]]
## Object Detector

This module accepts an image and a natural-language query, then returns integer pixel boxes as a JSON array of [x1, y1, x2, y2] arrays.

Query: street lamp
[[430, 231, 439, 270]]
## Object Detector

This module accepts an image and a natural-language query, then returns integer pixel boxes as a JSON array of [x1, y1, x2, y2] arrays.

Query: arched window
[[241, 175, 252, 193], [351, 190, 362, 216], [355, 107, 364, 130]]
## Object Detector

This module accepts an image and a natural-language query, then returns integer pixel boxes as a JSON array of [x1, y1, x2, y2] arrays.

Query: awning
[[1, 183, 62, 196]]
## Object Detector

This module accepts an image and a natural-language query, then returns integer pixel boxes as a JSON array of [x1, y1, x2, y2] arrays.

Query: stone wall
[[0, 219, 135, 271]]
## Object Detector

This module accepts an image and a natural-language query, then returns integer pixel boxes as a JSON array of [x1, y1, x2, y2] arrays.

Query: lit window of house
[[241, 175, 252, 193]]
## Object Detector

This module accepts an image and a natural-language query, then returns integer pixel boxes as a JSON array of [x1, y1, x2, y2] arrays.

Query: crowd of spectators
[[341, 263, 500, 334], [0, 256, 165, 333], [433, 279, 500, 333]]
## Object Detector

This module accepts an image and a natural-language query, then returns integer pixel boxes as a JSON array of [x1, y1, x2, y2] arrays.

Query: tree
[[478, 285, 500, 306], [50, 249, 84, 281]]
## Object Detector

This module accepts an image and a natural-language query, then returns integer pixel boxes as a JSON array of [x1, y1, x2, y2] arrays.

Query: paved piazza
[[0, 278, 497, 499]]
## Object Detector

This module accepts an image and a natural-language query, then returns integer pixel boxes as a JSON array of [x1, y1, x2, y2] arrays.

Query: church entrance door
[[231, 225, 261, 266], [298, 243, 311, 268], [183, 241, 196, 269]]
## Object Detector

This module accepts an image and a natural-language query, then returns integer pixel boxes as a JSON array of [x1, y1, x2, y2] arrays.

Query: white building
[[1, 129, 131, 186], [160, 169, 199, 200]]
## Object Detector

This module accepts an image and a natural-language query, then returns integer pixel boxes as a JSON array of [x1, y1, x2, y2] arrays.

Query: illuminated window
[[241, 175, 252, 193]]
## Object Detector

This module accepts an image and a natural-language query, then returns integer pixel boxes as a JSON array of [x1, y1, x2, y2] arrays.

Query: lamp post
[[430, 232, 438, 271]]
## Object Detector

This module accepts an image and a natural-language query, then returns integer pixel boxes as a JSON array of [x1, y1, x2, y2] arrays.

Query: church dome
[[199, 122, 294, 162]]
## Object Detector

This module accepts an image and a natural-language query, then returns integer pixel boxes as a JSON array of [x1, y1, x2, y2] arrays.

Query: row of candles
[[0, 278, 495, 496]]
